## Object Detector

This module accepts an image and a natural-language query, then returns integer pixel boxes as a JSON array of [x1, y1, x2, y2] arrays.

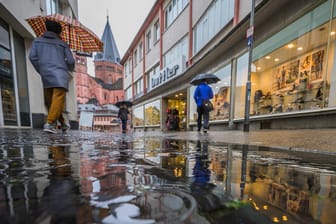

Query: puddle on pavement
[[0, 135, 336, 224]]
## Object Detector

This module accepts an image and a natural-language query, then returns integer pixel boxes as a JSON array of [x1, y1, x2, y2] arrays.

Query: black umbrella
[[190, 73, 220, 85], [115, 100, 133, 108]]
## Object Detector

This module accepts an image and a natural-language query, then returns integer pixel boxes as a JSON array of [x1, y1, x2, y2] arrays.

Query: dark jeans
[[121, 119, 127, 132], [197, 105, 209, 131]]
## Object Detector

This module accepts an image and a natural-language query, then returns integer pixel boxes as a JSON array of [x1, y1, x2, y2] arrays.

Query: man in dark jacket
[[193, 80, 214, 133], [29, 20, 75, 134], [118, 104, 130, 133]]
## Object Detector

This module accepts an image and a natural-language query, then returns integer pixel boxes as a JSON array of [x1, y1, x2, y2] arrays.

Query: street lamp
[[243, 0, 256, 132]]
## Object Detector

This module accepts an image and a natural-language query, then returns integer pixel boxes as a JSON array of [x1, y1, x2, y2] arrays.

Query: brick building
[[75, 16, 124, 106]]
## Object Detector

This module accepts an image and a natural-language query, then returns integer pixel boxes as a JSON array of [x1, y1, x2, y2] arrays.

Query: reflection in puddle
[[0, 135, 335, 223]]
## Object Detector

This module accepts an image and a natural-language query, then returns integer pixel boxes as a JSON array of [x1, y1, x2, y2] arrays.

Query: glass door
[[0, 19, 17, 126]]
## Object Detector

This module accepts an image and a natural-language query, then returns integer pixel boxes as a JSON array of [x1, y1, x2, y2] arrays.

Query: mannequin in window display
[[281, 66, 286, 88], [311, 50, 324, 80], [212, 86, 229, 119], [298, 71, 308, 92], [253, 89, 264, 115]]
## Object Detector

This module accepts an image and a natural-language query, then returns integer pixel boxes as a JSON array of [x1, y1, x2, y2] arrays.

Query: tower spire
[[107, 9, 109, 21], [94, 15, 121, 63]]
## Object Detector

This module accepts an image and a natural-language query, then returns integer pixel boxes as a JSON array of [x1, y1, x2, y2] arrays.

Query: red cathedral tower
[[75, 16, 124, 106]]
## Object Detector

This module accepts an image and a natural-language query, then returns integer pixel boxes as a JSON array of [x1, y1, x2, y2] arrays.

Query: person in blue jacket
[[29, 20, 75, 134], [193, 80, 214, 133]]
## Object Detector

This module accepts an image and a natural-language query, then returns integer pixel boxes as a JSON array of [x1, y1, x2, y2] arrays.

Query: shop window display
[[211, 64, 231, 120], [250, 2, 336, 116], [253, 46, 328, 115], [189, 64, 231, 123], [133, 106, 144, 127], [144, 100, 161, 126]]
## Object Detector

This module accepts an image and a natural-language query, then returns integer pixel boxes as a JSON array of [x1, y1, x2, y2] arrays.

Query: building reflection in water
[[0, 137, 335, 223], [0, 144, 82, 223], [205, 143, 336, 224], [40, 145, 79, 223], [142, 138, 336, 224]]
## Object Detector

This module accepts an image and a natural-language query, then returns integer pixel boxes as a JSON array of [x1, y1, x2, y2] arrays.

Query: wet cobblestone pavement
[[0, 128, 336, 224]]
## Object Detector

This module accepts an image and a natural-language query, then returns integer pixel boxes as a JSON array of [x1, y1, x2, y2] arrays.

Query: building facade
[[78, 104, 120, 132], [0, 0, 78, 128], [75, 17, 124, 106], [121, 0, 336, 131]]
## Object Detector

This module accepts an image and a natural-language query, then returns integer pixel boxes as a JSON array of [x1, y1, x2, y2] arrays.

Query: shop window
[[133, 106, 144, 126], [144, 100, 161, 125], [250, 2, 335, 116], [211, 64, 231, 120], [234, 53, 248, 119], [189, 64, 231, 122], [0, 19, 17, 126]]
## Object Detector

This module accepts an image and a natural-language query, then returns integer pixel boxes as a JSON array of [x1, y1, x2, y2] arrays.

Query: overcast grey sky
[[78, 0, 156, 75]]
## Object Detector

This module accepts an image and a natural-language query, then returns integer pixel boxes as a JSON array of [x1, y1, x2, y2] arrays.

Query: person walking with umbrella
[[29, 20, 75, 134], [118, 103, 130, 133], [193, 79, 214, 133]]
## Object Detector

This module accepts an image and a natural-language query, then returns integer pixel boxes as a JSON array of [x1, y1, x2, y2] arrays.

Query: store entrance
[[164, 91, 187, 131]]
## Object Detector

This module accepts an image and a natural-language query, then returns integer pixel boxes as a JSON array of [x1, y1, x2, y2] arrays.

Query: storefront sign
[[151, 64, 179, 89]]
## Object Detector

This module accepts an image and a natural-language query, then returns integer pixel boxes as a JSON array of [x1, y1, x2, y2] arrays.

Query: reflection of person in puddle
[[40, 146, 79, 223], [118, 139, 130, 162], [190, 141, 226, 212], [192, 141, 211, 185]]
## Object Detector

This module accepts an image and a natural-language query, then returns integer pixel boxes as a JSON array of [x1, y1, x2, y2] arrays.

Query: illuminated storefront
[[239, 2, 336, 118], [190, 0, 336, 130], [124, 0, 336, 131]]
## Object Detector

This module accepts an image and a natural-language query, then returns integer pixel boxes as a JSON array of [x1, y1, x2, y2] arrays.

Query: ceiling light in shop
[[331, 31, 336, 36], [265, 55, 271, 59], [274, 58, 279, 62], [297, 47, 303, 51], [257, 67, 261, 70], [287, 43, 294, 48]]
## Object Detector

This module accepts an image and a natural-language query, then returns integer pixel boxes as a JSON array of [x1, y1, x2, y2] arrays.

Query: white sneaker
[[43, 123, 57, 134]]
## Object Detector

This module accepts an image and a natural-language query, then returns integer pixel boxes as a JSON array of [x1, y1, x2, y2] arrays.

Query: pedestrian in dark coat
[[193, 80, 214, 133], [29, 20, 75, 134], [118, 104, 130, 133]]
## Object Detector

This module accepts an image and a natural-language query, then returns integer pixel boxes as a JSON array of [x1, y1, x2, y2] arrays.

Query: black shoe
[[203, 129, 208, 133]]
